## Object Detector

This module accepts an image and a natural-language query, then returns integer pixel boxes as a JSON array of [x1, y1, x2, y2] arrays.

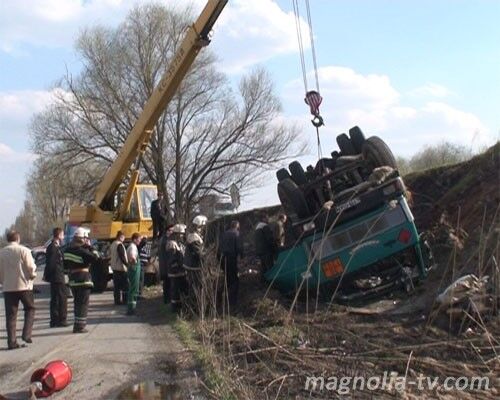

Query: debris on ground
[[436, 274, 489, 307]]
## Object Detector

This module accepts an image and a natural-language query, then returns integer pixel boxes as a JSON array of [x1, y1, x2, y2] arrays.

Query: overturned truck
[[265, 126, 434, 301]]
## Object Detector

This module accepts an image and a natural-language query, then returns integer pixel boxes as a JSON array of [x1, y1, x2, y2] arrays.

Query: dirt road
[[0, 269, 200, 399]]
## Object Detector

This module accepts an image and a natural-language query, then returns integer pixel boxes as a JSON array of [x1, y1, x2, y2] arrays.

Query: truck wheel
[[289, 161, 308, 185], [336, 133, 356, 155], [362, 136, 397, 169], [276, 168, 291, 182], [315, 158, 336, 175], [278, 178, 310, 219], [349, 126, 366, 153]]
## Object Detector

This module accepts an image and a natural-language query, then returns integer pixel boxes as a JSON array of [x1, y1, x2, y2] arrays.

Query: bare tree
[[25, 157, 100, 241], [396, 142, 474, 175], [7, 200, 37, 246], [30, 3, 304, 221]]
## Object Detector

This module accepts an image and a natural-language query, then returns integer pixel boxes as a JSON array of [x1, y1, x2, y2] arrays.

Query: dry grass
[[177, 208, 499, 399]]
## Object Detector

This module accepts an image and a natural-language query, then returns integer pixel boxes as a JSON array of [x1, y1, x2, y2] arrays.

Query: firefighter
[[183, 215, 207, 309], [166, 224, 186, 313], [63, 228, 99, 333]]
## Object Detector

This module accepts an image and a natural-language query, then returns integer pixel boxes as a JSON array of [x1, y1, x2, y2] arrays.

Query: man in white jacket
[[0, 231, 37, 349]]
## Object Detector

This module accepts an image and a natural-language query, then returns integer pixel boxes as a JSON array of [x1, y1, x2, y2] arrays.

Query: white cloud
[[0, 89, 56, 118], [213, 0, 309, 73], [282, 66, 494, 158], [0, 89, 62, 143], [409, 83, 453, 98], [0, 142, 35, 163], [1, 0, 306, 74], [0, 0, 165, 51]]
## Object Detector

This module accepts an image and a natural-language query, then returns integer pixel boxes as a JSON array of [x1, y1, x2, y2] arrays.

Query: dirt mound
[[405, 143, 499, 234]]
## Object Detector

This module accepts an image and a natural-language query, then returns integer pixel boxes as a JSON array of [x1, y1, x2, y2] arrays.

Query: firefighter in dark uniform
[[166, 224, 186, 313], [63, 227, 99, 333], [183, 215, 207, 309]]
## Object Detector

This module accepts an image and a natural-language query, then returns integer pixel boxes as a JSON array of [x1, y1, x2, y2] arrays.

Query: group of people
[[157, 217, 246, 311], [158, 216, 209, 312], [0, 200, 287, 349], [110, 231, 149, 316], [0, 226, 151, 349]]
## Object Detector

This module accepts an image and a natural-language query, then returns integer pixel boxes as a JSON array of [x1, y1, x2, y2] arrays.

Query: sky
[[0, 0, 498, 232]]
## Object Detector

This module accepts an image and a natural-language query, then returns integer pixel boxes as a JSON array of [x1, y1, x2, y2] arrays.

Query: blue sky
[[0, 0, 498, 233]]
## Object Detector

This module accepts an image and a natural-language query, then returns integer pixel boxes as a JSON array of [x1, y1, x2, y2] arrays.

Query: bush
[[398, 142, 473, 175]]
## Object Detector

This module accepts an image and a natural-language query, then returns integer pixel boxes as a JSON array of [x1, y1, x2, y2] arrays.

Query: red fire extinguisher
[[30, 360, 72, 398]]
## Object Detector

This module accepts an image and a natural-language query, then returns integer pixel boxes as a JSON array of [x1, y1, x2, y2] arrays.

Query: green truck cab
[[265, 127, 433, 301]]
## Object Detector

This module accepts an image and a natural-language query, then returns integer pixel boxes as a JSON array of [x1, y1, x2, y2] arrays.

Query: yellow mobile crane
[[68, 0, 227, 241]]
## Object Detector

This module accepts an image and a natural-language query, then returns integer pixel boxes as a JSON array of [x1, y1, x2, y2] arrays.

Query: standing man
[[158, 224, 174, 304], [45, 227, 68, 327], [63, 228, 98, 333], [126, 233, 142, 316], [138, 237, 150, 298], [271, 214, 287, 250], [254, 213, 276, 280], [166, 224, 186, 313], [109, 231, 128, 305], [183, 215, 207, 308], [218, 220, 243, 308], [150, 192, 167, 240], [0, 231, 37, 349]]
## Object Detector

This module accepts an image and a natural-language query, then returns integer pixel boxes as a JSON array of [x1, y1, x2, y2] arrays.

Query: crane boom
[[95, 0, 227, 210]]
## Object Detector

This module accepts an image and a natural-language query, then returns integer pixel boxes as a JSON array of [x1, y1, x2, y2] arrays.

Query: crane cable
[[305, 0, 320, 94], [292, 0, 324, 159]]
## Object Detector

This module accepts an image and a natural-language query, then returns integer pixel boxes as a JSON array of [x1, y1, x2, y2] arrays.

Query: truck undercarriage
[[265, 126, 433, 301]]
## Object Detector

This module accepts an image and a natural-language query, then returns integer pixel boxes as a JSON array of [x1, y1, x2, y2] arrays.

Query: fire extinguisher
[[30, 360, 72, 398]]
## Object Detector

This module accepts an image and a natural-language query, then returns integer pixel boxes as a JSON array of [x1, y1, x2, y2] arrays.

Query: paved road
[[0, 267, 200, 399]]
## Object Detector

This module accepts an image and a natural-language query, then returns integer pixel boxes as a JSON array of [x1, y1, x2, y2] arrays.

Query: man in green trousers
[[126, 233, 142, 316]]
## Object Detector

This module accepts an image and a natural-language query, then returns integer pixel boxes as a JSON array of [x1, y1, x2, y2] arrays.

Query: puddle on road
[[116, 381, 206, 400]]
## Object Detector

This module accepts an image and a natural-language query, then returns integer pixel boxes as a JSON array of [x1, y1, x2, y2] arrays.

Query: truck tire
[[289, 161, 308, 185], [336, 133, 356, 155], [362, 136, 397, 169], [278, 178, 310, 219], [276, 168, 290, 182], [349, 126, 366, 153]]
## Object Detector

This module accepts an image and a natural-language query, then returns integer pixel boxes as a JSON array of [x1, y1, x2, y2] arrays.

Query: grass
[[172, 316, 239, 400]]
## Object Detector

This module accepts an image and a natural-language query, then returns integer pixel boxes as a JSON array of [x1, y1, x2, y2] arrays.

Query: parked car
[[31, 240, 52, 266]]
